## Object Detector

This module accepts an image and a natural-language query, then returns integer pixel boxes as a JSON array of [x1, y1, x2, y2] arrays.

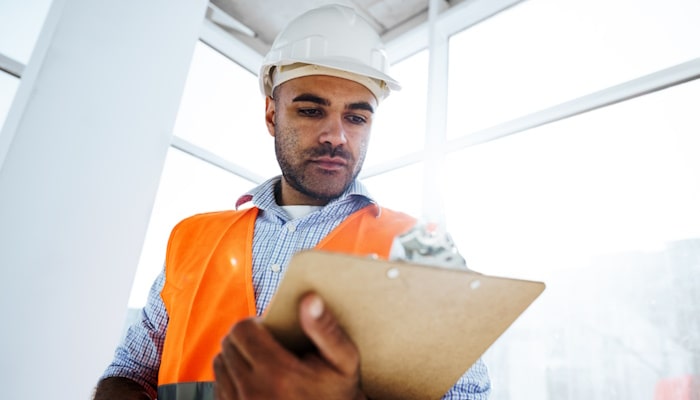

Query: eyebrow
[[349, 101, 375, 114], [293, 93, 329, 106], [292, 93, 374, 114]]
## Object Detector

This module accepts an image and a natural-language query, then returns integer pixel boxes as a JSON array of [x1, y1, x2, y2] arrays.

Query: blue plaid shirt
[[103, 177, 491, 399]]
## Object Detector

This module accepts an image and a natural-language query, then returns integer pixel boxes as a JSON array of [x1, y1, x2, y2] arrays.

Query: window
[[366, 50, 429, 168], [0, 0, 54, 65], [435, 0, 700, 397], [173, 41, 278, 178], [442, 78, 700, 399], [363, 161, 424, 219], [446, 0, 700, 138]]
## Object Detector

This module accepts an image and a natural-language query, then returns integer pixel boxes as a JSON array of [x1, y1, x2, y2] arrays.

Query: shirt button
[[287, 223, 296, 232], [270, 264, 281, 273]]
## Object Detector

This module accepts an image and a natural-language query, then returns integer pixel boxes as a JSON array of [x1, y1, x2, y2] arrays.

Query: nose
[[318, 115, 348, 147]]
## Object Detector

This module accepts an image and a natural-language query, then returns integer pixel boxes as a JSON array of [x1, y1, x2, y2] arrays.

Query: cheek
[[350, 132, 371, 165], [356, 130, 371, 152], [275, 127, 294, 155], [359, 135, 369, 154]]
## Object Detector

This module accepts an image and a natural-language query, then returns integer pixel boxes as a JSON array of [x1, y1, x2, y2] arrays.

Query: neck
[[275, 180, 330, 207]]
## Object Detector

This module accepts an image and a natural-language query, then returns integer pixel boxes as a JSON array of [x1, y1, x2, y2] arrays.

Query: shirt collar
[[235, 175, 378, 214]]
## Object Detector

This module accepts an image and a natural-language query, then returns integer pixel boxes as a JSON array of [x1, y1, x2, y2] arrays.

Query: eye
[[298, 108, 323, 118], [346, 114, 368, 125]]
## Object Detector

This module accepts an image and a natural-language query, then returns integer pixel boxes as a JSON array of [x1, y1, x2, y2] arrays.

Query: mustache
[[307, 142, 352, 161]]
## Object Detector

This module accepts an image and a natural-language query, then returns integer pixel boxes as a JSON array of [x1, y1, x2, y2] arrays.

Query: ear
[[265, 96, 276, 137]]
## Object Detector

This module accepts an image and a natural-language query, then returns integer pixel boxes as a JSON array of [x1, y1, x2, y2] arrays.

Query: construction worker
[[93, 5, 490, 399]]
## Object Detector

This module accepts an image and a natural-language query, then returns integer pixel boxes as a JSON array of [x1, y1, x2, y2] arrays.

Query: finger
[[220, 326, 253, 376], [229, 317, 298, 369], [298, 292, 360, 376], [213, 354, 239, 400], [216, 325, 256, 400]]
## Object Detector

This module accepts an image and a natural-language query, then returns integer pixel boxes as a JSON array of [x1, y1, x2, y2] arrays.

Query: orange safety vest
[[157, 204, 415, 396]]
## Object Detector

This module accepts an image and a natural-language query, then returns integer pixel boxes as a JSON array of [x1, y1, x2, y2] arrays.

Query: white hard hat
[[259, 4, 400, 101]]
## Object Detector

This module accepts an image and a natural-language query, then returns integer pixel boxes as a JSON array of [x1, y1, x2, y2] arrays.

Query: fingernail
[[308, 296, 324, 319]]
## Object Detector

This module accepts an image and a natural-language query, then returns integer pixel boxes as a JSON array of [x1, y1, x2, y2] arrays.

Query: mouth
[[310, 156, 348, 171]]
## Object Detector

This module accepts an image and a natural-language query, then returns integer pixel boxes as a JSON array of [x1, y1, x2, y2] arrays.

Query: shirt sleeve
[[100, 269, 168, 399], [442, 358, 492, 399]]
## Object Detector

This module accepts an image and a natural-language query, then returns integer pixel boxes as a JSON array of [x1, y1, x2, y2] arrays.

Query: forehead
[[275, 75, 377, 107]]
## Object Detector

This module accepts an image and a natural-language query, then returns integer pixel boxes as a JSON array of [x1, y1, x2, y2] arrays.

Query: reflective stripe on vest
[[158, 382, 213, 400], [157, 204, 415, 398]]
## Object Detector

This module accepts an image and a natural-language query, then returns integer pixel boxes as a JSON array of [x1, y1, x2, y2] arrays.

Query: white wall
[[0, 0, 208, 397]]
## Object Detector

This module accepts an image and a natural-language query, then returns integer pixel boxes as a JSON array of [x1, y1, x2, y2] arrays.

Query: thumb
[[298, 292, 360, 376]]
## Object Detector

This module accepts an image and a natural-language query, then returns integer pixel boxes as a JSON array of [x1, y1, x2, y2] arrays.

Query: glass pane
[[362, 162, 424, 220], [447, 0, 700, 139], [128, 148, 257, 308], [366, 50, 428, 168], [173, 41, 279, 178], [0, 0, 54, 64], [443, 79, 700, 399], [0, 71, 19, 130]]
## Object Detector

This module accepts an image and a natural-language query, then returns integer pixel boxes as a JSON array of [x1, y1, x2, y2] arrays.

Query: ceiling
[[207, 0, 463, 56]]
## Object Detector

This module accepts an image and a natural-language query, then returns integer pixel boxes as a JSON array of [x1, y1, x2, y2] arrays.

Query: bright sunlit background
[[2, 0, 698, 398]]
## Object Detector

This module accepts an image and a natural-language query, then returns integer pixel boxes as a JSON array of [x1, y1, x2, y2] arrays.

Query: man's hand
[[93, 377, 152, 400], [213, 292, 367, 400]]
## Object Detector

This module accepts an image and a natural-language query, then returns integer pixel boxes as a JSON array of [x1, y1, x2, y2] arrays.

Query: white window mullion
[[171, 135, 265, 184], [0, 52, 24, 78], [448, 57, 700, 152]]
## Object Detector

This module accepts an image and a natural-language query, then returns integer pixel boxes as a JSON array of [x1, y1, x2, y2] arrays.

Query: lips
[[310, 156, 348, 170]]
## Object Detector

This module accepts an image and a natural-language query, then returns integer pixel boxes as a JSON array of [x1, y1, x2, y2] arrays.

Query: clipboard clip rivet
[[470, 280, 481, 290], [386, 267, 400, 279]]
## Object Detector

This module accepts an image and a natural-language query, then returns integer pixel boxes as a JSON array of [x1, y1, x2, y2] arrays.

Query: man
[[94, 5, 490, 400]]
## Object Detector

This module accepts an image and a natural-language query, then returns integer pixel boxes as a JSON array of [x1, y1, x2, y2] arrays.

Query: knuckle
[[212, 354, 224, 371], [230, 318, 255, 343]]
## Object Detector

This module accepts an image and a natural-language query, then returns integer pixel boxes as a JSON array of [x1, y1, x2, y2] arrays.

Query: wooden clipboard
[[262, 250, 545, 400]]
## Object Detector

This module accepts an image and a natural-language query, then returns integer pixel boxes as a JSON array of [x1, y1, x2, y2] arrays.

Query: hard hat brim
[[261, 57, 401, 99]]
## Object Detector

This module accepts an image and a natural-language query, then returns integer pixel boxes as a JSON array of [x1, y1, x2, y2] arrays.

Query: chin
[[304, 181, 351, 201]]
